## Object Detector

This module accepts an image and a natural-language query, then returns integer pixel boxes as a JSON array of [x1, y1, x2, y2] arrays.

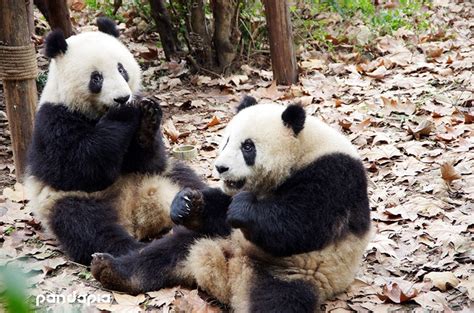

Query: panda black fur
[[90, 96, 372, 312], [25, 18, 204, 265]]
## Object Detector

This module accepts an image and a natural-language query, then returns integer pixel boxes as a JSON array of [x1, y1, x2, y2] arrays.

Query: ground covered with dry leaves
[[1, 1, 473, 312]]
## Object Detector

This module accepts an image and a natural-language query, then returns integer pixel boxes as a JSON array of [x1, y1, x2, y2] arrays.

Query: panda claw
[[183, 196, 190, 201]]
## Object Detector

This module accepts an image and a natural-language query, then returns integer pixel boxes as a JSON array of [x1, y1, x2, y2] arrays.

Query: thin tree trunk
[[262, 0, 298, 85], [34, 0, 50, 22], [211, 0, 240, 74], [189, 0, 213, 68], [46, 0, 74, 37], [149, 0, 181, 60], [0, 0, 38, 180]]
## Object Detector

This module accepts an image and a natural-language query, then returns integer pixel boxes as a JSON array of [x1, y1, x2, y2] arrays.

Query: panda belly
[[26, 173, 179, 240], [114, 173, 180, 240], [179, 228, 372, 311], [270, 228, 372, 300]]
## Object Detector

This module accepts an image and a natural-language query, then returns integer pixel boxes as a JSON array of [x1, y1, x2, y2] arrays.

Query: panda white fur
[[25, 18, 204, 265], [90, 96, 371, 312]]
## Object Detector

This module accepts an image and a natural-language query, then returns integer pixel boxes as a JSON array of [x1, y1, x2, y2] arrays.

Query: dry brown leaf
[[440, 162, 461, 184], [426, 47, 444, 58], [206, 116, 221, 128], [163, 119, 180, 143], [407, 120, 434, 139], [3, 182, 27, 202], [253, 81, 284, 100], [70, 0, 86, 11], [424, 272, 460, 291], [173, 289, 221, 313], [377, 282, 419, 303], [350, 118, 372, 133], [413, 291, 449, 311], [366, 66, 389, 79]]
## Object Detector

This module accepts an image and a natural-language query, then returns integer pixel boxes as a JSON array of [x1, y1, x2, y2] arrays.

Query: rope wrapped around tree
[[0, 44, 38, 80]]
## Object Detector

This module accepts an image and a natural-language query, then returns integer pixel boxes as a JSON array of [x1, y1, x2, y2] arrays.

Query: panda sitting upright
[[25, 18, 204, 265], [90, 96, 372, 312]]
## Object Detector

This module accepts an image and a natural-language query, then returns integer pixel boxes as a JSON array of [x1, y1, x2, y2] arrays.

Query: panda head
[[215, 96, 307, 195], [40, 17, 141, 117]]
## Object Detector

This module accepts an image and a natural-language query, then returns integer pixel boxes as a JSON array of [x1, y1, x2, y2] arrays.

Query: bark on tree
[[46, 0, 74, 37], [0, 0, 38, 180], [262, 0, 298, 85], [26, 0, 35, 36], [189, 0, 213, 68], [34, 0, 73, 37], [34, 0, 50, 22], [149, 0, 181, 60], [211, 0, 240, 74]]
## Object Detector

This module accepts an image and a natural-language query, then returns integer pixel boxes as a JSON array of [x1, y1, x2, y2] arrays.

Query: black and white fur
[[26, 18, 204, 265], [90, 97, 371, 312]]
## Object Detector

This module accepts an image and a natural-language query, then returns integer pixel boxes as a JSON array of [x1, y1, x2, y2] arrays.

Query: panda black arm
[[227, 153, 371, 257], [170, 187, 232, 237], [122, 98, 168, 174], [28, 103, 139, 192]]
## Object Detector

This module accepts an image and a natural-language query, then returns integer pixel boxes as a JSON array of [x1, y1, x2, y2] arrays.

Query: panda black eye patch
[[89, 71, 103, 93], [118, 63, 129, 82], [241, 139, 256, 166]]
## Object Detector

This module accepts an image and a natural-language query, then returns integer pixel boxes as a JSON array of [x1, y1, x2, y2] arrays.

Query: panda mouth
[[224, 179, 246, 190]]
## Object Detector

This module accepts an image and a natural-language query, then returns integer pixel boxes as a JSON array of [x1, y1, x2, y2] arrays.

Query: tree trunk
[[211, 0, 240, 74], [262, 0, 298, 85], [26, 0, 35, 36], [189, 0, 213, 68], [0, 0, 38, 180], [149, 0, 181, 60], [34, 0, 50, 22], [46, 0, 74, 37]]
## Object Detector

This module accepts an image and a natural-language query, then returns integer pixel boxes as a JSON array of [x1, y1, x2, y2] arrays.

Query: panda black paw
[[91, 253, 140, 294], [104, 104, 140, 123], [227, 191, 255, 230], [170, 188, 204, 231], [137, 97, 162, 147]]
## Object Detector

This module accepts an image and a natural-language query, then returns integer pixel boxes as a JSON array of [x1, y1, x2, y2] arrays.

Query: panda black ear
[[236, 96, 257, 112], [44, 30, 68, 58], [97, 17, 120, 38], [282, 104, 306, 136]]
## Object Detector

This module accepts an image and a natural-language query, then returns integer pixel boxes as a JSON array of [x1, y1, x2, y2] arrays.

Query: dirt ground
[[1, 1, 473, 312]]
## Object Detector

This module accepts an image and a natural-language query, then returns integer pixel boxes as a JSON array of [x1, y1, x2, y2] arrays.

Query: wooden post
[[262, 0, 298, 85], [0, 0, 38, 180], [26, 0, 35, 36]]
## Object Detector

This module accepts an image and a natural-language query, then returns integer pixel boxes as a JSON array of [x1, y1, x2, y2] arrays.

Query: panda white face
[[215, 103, 302, 196], [40, 29, 141, 117]]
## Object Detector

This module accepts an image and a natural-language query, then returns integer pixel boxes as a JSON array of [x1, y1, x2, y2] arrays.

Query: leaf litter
[[1, 1, 473, 312]]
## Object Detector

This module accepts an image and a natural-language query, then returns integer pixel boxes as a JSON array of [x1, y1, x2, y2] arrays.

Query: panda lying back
[[91, 97, 372, 312]]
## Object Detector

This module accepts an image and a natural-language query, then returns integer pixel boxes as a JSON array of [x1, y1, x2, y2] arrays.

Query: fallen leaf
[[163, 119, 180, 143], [424, 272, 460, 291], [377, 282, 419, 304], [407, 120, 434, 139], [206, 116, 221, 128], [440, 162, 461, 185]]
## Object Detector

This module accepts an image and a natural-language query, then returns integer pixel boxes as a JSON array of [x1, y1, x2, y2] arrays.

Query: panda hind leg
[[248, 268, 319, 313], [50, 196, 144, 265], [91, 226, 198, 294]]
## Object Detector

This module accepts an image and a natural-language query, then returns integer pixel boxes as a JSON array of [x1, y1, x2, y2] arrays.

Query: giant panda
[[90, 96, 372, 312], [25, 18, 204, 265]]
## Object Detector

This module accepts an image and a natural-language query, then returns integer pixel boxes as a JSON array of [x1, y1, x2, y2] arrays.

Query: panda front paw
[[104, 104, 140, 123], [137, 97, 162, 147], [227, 191, 255, 230], [170, 188, 204, 230]]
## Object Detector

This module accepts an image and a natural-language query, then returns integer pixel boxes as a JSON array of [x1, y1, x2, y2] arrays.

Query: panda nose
[[114, 95, 130, 104], [215, 165, 229, 174]]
